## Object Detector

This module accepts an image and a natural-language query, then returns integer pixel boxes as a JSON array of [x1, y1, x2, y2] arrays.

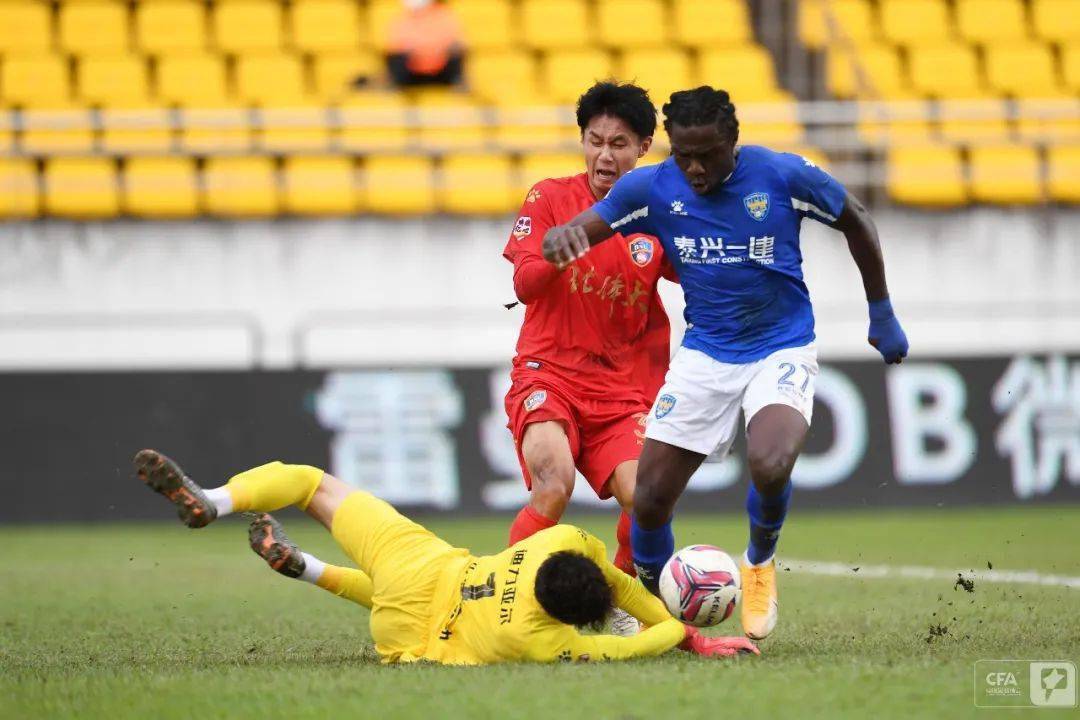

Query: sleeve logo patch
[[743, 192, 770, 221], [523, 389, 547, 412], [526, 188, 542, 203], [512, 216, 532, 239], [654, 394, 677, 419], [628, 237, 655, 267]]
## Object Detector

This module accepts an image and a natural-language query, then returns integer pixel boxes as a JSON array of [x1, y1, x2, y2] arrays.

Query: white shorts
[[645, 344, 818, 457]]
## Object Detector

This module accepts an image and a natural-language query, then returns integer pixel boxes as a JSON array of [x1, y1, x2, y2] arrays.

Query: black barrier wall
[[3, 355, 1079, 523]]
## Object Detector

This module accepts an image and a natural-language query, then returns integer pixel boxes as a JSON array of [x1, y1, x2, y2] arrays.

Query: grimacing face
[[582, 113, 652, 199], [668, 122, 737, 195]]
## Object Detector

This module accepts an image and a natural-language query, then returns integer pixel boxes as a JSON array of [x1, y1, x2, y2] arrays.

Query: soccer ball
[[659, 545, 741, 627]]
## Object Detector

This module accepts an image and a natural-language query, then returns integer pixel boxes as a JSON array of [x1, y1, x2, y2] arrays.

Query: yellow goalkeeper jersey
[[420, 524, 686, 665]]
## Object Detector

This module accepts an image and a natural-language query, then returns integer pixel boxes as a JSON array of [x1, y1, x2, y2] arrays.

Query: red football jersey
[[503, 172, 675, 403]]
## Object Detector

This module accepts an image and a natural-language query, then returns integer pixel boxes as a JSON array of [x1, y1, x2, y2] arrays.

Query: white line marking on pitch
[[780, 559, 1080, 589]]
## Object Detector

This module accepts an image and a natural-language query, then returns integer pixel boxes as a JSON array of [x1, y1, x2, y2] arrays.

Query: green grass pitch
[[3, 506, 1078, 719]]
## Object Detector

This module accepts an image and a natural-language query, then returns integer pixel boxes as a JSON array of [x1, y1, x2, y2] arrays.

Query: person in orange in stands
[[384, 0, 465, 88]]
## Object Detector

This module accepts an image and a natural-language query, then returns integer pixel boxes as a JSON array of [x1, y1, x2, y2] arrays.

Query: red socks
[[509, 504, 557, 546], [613, 510, 636, 577]]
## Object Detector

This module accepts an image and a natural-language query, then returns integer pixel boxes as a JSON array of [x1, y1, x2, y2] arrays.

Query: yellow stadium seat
[[1063, 45, 1080, 92], [984, 43, 1058, 97], [178, 105, 253, 153], [878, 0, 952, 46], [493, 105, 578, 152], [363, 155, 435, 214], [338, 91, 410, 152], [235, 54, 309, 105], [203, 156, 279, 217], [596, 0, 666, 48], [955, 0, 1029, 44], [157, 54, 229, 106], [78, 56, 150, 107], [907, 44, 982, 98], [312, 53, 379, 100], [1032, 0, 1080, 43], [44, 157, 119, 218], [467, 50, 538, 105], [123, 156, 198, 217], [440, 153, 517, 214], [282, 155, 357, 214], [799, 0, 876, 50], [886, 146, 966, 205], [413, 91, 488, 152], [858, 100, 934, 147], [1046, 145, 1080, 202], [699, 47, 787, 102], [1, 56, 71, 108], [827, 44, 907, 99], [0, 111, 14, 155], [673, 0, 752, 48], [969, 145, 1041, 204], [20, 107, 95, 155], [58, 1, 130, 55], [518, 151, 583, 195], [291, 0, 362, 54], [0, 158, 39, 219], [365, 0, 401, 53], [540, 49, 614, 104], [0, 3, 52, 55], [519, 0, 591, 50], [937, 97, 1011, 144], [449, 0, 513, 51], [738, 100, 804, 148], [619, 49, 691, 106], [136, 0, 206, 54], [214, 0, 283, 54], [100, 105, 174, 153], [1015, 96, 1080, 144], [258, 104, 330, 152]]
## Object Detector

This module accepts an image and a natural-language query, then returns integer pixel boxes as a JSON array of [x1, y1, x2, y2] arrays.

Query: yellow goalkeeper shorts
[[330, 490, 469, 662]]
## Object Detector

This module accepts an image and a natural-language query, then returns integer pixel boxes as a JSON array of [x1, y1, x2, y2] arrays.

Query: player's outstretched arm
[[541, 209, 616, 267], [833, 191, 909, 364]]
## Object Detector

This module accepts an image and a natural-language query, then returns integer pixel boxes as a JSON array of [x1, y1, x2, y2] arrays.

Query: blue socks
[[745, 481, 792, 565], [631, 516, 674, 595]]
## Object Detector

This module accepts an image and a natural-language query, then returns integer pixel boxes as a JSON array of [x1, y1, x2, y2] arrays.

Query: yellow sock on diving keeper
[[203, 462, 324, 517]]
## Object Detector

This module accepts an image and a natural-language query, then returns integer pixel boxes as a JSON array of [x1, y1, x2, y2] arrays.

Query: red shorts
[[504, 379, 649, 500]]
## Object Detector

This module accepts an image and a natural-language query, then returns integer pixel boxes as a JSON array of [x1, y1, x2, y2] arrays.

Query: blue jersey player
[[540, 87, 909, 641]]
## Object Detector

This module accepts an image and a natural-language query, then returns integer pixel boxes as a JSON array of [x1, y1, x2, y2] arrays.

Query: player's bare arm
[[833, 191, 909, 364], [833, 190, 889, 303], [541, 209, 615, 266]]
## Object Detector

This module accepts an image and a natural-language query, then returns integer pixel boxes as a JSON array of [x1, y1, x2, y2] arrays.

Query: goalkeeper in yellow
[[133, 449, 758, 665]]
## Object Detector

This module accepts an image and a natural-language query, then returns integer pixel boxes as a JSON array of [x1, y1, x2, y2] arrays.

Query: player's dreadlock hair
[[534, 551, 613, 631], [662, 86, 739, 143], [576, 81, 657, 140]]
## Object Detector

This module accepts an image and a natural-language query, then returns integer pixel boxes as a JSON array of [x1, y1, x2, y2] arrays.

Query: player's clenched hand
[[542, 224, 591, 267], [867, 297, 909, 365], [680, 627, 760, 658]]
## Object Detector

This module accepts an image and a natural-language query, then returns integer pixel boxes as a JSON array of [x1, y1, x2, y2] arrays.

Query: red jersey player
[[503, 82, 676, 624]]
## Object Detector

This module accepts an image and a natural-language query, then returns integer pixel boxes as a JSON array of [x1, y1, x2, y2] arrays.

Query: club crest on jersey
[[628, 237, 654, 267], [743, 192, 770, 221], [524, 390, 547, 412], [655, 394, 677, 419], [513, 216, 532, 239]]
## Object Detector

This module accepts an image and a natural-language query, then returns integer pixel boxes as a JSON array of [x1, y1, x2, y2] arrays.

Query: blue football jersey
[[593, 145, 848, 364]]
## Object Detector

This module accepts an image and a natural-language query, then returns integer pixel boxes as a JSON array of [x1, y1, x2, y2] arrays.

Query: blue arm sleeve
[[592, 164, 657, 236], [780, 152, 847, 226]]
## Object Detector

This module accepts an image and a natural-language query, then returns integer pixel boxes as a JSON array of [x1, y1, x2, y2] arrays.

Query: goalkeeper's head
[[534, 551, 613, 631]]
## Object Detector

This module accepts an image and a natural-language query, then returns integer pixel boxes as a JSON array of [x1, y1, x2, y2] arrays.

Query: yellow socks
[[315, 564, 375, 609], [225, 462, 325, 514]]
